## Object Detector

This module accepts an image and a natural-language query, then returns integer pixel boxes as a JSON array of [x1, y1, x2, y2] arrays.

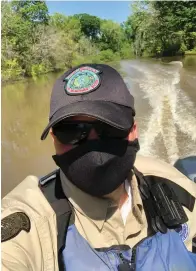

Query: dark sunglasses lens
[[53, 123, 90, 144], [53, 121, 130, 144], [95, 123, 129, 139]]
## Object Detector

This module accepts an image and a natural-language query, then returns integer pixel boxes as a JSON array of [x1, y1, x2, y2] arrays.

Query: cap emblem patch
[[64, 66, 101, 95]]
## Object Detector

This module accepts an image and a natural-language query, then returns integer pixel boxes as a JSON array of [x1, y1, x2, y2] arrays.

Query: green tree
[[50, 13, 82, 41], [125, 1, 196, 56], [99, 20, 126, 52], [74, 13, 100, 41], [49, 13, 68, 29], [152, 1, 196, 51], [11, 0, 49, 24], [1, 2, 28, 76], [125, 2, 158, 56]]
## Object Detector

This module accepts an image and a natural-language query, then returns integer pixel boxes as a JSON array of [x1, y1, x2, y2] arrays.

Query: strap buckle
[[134, 167, 188, 233]]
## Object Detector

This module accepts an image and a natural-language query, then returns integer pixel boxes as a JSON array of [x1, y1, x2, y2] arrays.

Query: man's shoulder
[[135, 155, 196, 197], [1, 175, 58, 271], [135, 155, 181, 176], [2, 175, 54, 218]]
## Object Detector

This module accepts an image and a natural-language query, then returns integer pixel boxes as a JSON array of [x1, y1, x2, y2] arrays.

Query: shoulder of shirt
[[1, 175, 58, 270], [1, 175, 55, 220], [135, 155, 196, 198]]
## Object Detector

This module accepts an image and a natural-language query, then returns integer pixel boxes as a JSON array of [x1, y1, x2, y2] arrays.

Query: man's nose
[[88, 128, 99, 140]]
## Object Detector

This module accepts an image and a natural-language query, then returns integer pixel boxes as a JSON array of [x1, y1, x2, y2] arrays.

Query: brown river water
[[1, 56, 196, 197]]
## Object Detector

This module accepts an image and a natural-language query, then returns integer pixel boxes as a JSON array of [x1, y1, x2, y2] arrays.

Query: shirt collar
[[60, 170, 110, 230], [129, 170, 143, 210], [60, 169, 143, 230]]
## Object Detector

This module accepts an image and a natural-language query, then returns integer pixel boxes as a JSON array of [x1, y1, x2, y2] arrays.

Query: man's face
[[50, 115, 138, 155]]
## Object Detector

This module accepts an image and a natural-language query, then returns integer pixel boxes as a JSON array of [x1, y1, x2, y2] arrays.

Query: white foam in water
[[169, 61, 183, 68], [121, 60, 196, 164]]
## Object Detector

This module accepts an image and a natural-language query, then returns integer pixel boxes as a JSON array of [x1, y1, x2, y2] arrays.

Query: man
[[1, 64, 196, 271]]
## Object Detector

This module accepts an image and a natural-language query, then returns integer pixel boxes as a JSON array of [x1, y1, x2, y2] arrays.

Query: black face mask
[[53, 139, 140, 197]]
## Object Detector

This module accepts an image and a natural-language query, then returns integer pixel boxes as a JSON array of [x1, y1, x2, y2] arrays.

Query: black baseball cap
[[41, 64, 135, 140]]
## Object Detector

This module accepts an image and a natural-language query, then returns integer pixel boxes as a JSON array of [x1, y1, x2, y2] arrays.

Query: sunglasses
[[53, 120, 131, 145]]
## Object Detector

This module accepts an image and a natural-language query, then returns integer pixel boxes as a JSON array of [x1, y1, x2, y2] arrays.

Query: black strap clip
[[134, 167, 189, 234], [151, 182, 188, 227]]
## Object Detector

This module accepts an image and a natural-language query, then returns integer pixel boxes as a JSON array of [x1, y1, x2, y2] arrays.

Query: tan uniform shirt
[[62, 171, 147, 249], [1, 155, 196, 270]]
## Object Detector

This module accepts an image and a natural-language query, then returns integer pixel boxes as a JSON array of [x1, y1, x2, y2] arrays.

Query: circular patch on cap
[[175, 223, 189, 242], [64, 66, 101, 95]]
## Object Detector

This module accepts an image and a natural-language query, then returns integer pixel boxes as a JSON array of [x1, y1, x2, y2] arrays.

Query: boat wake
[[121, 60, 196, 164]]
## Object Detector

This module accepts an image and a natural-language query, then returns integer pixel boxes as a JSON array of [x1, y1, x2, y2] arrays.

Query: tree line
[[1, 1, 196, 81]]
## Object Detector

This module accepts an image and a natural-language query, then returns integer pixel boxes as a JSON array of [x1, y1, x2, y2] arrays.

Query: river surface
[[2, 56, 196, 197]]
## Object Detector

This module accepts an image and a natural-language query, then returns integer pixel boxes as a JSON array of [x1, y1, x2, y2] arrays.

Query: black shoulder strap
[[134, 167, 195, 212], [134, 167, 196, 254], [134, 167, 195, 235], [39, 169, 72, 255], [193, 237, 196, 253]]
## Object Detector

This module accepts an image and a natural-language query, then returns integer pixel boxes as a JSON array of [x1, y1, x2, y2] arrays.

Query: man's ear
[[50, 128, 62, 146], [50, 128, 55, 143], [128, 121, 138, 141], [50, 128, 73, 155]]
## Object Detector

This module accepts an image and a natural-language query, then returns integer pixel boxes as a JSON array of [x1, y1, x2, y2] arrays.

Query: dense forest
[[1, 1, 196, 81]]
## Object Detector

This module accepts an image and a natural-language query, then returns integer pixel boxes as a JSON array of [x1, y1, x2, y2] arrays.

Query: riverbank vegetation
[[2, 1, 196, 81], [125, 1, 196, 58]]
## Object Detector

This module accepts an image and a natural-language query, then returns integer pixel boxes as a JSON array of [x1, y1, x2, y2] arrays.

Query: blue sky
[[46, 1, 131, 23]]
